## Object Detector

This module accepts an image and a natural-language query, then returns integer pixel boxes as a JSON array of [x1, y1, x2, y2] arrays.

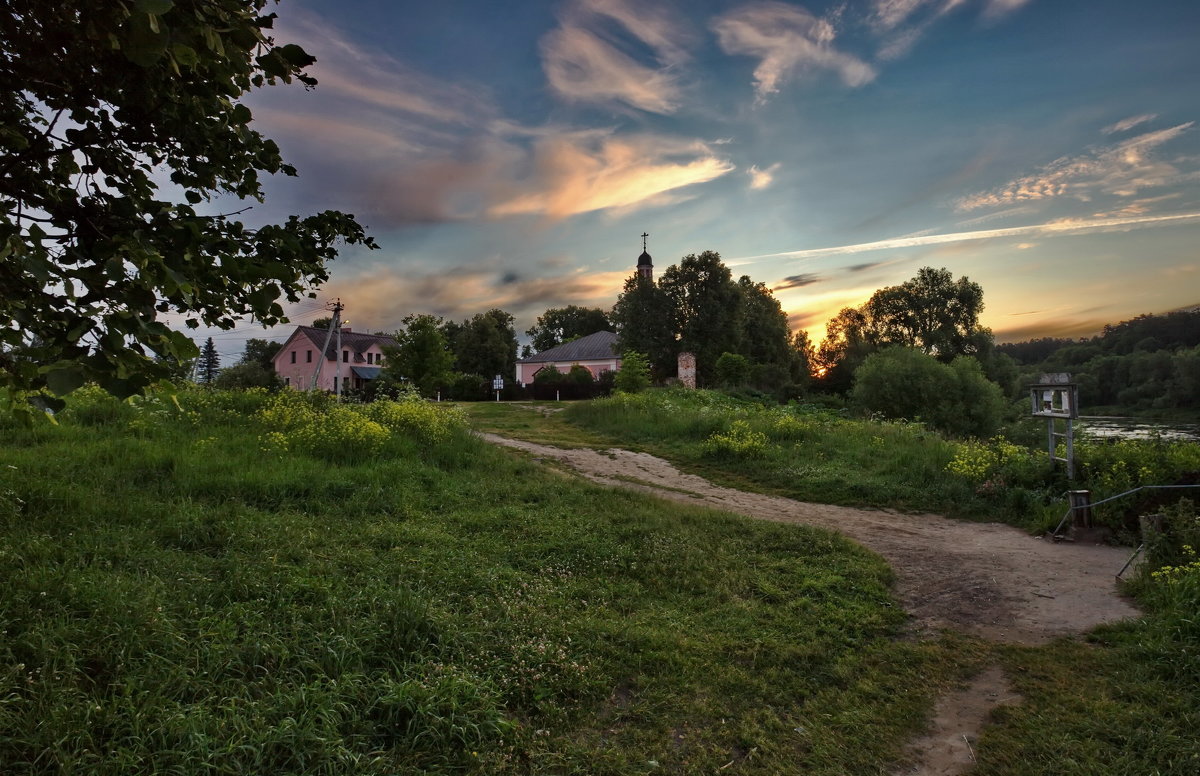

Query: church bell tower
[[637, 232, 653, 281]]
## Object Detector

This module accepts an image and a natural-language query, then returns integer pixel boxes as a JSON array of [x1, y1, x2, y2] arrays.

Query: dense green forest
[[998, 309, 1200, 416]]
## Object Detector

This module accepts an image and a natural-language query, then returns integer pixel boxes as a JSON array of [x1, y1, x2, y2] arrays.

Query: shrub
[[702, 420, 769, 459], [614, 351, 651, 393], [851, 348, 1004, 438], [715, 352, 751, 387], [532, 365, 562, 384], [447, 372, 487, 401]]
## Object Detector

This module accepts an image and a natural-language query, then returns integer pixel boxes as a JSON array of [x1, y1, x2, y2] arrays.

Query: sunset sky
[[201, 0, 1200, 358]]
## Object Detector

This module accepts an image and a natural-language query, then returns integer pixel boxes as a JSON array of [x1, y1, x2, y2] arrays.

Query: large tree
[[735, 276, 792, 370], [863, 267, 987, 360], [196, 337, 220, 385], [611, 274, 676, 379], [445, 309, 518, 381], [659, 251, 742, 385], [817, 267, 991, 392], [1, 1, 374, 415], [212, 336, 280, 390], [383, 314, 454, 396], [525, 306, 613, 353]]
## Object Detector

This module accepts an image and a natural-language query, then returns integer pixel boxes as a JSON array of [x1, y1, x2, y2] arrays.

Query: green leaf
[[172, 43, 198, 68], [135, 0, 174, 13], [45, 366, 86, 396], [277, 43, 315, 68], [124, 14, 168, 67]]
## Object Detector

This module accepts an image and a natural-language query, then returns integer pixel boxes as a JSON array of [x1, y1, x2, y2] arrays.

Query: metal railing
[[1049, 484, 1200, 539]]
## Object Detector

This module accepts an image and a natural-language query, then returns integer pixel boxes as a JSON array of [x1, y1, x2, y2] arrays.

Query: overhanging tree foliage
[[1, 0, 375, 414]]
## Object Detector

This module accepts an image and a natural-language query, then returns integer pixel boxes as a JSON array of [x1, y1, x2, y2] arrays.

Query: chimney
[[341, 326, 352, 333]]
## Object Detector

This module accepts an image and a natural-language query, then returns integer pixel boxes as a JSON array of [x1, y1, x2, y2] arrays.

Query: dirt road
[[482, 433, 1139, 645]]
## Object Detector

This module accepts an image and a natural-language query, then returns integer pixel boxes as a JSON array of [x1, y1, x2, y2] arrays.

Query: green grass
[[461, 401, 615, 449], [4, 388, 1198, 774], [0, 389, 979, 775], [554, 389, 1052, 525], [466, 390, 1200, 774]]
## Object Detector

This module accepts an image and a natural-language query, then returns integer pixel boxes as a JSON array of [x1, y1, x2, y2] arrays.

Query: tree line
[[612, 250, 813, 393], [998, 309, 1200, 415]]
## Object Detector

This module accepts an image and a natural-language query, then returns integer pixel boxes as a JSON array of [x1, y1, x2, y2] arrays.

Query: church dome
[[637, 249, 653, 267]]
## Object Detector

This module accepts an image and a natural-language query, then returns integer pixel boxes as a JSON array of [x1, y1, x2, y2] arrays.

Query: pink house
[[516, 330, 621, 385], [273, 325, 397, 392]]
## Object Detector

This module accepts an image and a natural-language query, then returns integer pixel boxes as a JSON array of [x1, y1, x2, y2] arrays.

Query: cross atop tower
[[641, 232, 649, 251]]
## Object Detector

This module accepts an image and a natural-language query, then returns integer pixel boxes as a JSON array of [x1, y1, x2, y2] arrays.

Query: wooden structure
[[1030, 372, 1079, 479]]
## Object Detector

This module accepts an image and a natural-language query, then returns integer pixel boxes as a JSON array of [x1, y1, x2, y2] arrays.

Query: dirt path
[[483, 433, 1138, 644], [482, 433, 1142, 774]]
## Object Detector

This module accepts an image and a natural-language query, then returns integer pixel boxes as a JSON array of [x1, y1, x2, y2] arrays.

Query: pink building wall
[[273, 331, 388, 392], [516, 359, 620, 385]]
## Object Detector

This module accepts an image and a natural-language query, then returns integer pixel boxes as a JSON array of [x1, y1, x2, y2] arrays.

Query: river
[[1078, 416, 1200, 442]]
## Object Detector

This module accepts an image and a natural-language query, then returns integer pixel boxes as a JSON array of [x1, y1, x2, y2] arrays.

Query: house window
[[284, 376, 290, 386], [306, 350, 312, 363], [343, 350, 349, 362], [367, 353, 373, 365], [290, 351, 296, 364]]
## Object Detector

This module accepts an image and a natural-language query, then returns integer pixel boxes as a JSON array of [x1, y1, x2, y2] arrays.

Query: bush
[[212, 362, 281, 391], [614, 351, 651, 393], [851, 348, 1005, 438], [702, 420, 769, 459], [447, 372, 487, 401], [715, 352, 751, 387]]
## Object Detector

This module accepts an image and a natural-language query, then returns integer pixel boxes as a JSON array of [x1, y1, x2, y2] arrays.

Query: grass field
[[466, 391, 1200, 775], [0, 388, 979, 775], [2, 387, 1197, 774]]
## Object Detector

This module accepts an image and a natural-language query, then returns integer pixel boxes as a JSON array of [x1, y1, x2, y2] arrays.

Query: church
[[514, 234, 654, 385]]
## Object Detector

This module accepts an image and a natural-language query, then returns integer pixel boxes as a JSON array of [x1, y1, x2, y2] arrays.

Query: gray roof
[[519, 330, 619, 364], [351, 366, 383, 380], [297, 326, 397, 362]]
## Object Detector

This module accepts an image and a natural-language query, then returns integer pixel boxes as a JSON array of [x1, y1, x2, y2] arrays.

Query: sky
[[198, 0, 1200, 360]]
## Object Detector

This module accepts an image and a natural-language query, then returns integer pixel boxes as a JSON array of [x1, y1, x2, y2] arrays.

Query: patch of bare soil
[[483, 433, 1138, 644], [892, 666, 1022, 776]]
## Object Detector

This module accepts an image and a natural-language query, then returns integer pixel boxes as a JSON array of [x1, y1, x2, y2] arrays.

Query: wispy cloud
[[956, 122, 1195, 210], [253, 10, 732, 226], [540, 0, 689, 113], [541, 27, 683, 113], [267, 10, 487, 126], [712, 2, 876, 102], [747, 162, 781, 190], [868, 0, 1030, 61], [734, 212, 1200, 262], [320, 263, 629, 333], [982, 0, 1034, 20], [869, 0, 964, 60], [773, 273, 822, 290], [1102, 113, 1158, 135], [488, 133, 735, 219]]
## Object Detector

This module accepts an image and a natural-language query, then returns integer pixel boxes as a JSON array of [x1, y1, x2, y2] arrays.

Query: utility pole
[[309, 299, 344, 391], [335, 312, 344, 402]]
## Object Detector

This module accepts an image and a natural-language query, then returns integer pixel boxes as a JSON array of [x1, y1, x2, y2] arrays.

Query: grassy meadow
[[2, 386, 1198, 774], [1, 387, 979, 775]]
